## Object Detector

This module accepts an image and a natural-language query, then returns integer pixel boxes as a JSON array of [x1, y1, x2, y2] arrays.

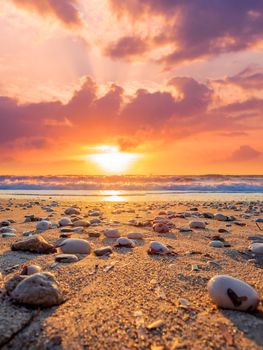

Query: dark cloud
[[105, 36, 148, 60], [220, 67, 263, 90], [229, 145, 261, 162], [11, 0, 82, 28], [108, 0, 263, 66], [0, 75, 262, 152]]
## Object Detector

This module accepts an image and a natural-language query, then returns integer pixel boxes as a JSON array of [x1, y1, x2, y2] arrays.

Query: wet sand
[[0, 198, 262, 349]]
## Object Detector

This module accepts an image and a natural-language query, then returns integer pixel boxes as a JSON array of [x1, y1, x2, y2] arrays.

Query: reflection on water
[[100, 190, 125, 202]]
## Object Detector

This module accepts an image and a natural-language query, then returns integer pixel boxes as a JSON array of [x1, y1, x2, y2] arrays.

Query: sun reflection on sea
[[100, 190, 125, 202]]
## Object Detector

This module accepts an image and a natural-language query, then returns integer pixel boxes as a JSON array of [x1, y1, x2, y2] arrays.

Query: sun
[[87, 145, 139, 173]]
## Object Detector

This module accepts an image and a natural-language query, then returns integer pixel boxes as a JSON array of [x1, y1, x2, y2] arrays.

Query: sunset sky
[[1, 0, 263, 175]]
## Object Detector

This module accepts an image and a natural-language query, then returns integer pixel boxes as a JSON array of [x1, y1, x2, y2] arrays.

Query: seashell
[[249, 243, 263, 254], [11, 272, 63, 307], [59, 217, 72, 226], [127, 232, 144, 240], [103, 229, 120, 238], [94, 246, 113, 256], [209, 240, 224, 248], [11, 235, 56, 254], [115, 237, 135, 248], [36, 220, 51, 231], [55, 254, 79, 263], [21, 264, 42, 275], [59, 238, 91, 254], [207, 275, 259, 311], [64, 207, 80, 215], [148, 241, 170, 255], [189, 221, 206, 229], [153, 222, 170, 233]]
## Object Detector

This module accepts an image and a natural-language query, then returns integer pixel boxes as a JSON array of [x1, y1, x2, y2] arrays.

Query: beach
[[0, 197, 262, 350]]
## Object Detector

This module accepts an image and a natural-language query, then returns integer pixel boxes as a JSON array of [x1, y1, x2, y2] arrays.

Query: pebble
[[11, 235, 56, 254], [55, 254, 79, 263], [249, 243, 263, 254], [59, 238, 91, 254], [10, 272, 63, 307], [21, 264, 42, 275], [59, 217, 72, 226], [214, 213, 228, 221], [189, 221, 206, 229], [207, 275, 259, 311], [64, 207, 80, 215], [209, 240, 224, 248], [127, 232, 144, 240], [115, 237, 135, 248], [36, 220, 51, 231], [94, 246, 113, 256], [88, 231, 101, 238], [103, 229, 120, 238], [2, 232, 16, 238], [153, 222, 170, 233], [148, 241, 169, 255]]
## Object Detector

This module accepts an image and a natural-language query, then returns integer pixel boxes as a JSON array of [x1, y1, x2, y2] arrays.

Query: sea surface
[[0, 175, 262, 202]]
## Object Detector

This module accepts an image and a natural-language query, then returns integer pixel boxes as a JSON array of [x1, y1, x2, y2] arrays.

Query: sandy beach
[[0, 198, 262, 350]]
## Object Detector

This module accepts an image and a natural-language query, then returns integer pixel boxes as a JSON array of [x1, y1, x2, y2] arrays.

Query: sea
[[0, 175, 262, 202]]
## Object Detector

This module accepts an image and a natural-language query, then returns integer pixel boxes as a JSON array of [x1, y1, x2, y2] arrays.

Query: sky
[[0, 0, 263, 175]]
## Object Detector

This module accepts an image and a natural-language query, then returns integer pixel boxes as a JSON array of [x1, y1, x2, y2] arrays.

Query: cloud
[[0, 75, 262, 154], [220, 66, 263, 90], [108, 1, 263, 66], [105, 36, 149, 60], [229, 145, 261, 162], [11, 0, 82, 28]]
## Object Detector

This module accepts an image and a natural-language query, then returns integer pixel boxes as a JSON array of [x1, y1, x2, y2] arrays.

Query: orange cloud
[[11, 0, 82, 28]]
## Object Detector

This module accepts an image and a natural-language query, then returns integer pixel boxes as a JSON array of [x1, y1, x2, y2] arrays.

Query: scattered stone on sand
[[36, 220, 51, 231], [207, 275, 259, 311], [214, 213, 228, 221], [59, 217, 72, 226], [11, 235, 56, 254], [153, 222, 170, 233], [59, 238, 91, 254], [146, 319, 165, 330], [148, 241, 170, 255], [2, 232, 16, 238], [55, 254, 79, 263], [21, 264, 42, 275], [88, 231, 101, 238], [64, 207, 80, 215], [10, 272, 63, 307], [209, 240, 224, 248], [103, 229, 120, 238], [94, 246, 113, 256], [249, 242, 263, 254], [73, 220, 89, 227], [189, 221, 206, 229], [127, 232, 144, 240], [115, 237, 135, 248]]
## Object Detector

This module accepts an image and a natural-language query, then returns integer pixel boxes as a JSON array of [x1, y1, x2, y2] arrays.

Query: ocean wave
[[0, 175, 262, 192]]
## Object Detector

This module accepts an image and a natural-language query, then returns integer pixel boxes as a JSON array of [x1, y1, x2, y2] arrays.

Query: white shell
[[208, 275, 259, 311], [249, 243, 263, 254], [189, 221, 206, 229], [104, 229, 120, 238], [60, 239, 91, 254], [59, 217, 72, 226], [36, 220, 50, 231]]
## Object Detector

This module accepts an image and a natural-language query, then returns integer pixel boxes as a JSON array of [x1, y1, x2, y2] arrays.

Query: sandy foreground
[[0, 198, 262, 350]]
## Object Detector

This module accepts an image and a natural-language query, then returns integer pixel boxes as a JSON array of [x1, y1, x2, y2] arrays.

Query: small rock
[[64, 207, 80, 215], [153, 222, 170, 233], [115, 237, 135, 248], [11, 235, 56, 254], [94, 246, 113, 256], [207, 275, 259, 311], [36, 220, 51, 231], [59, 238, 91, 254], [127, 232, 144, 240], [249, 243, 263, 254], [103, 229, 120, 238], [209, 240, 224, 248], [148, 241, 170, 255], [55, 254, 79, 263], [10, 272, 63, 307], [59, 217, 72, 226], [21, 264, 42, 275], [189, 221, 206, 229]]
